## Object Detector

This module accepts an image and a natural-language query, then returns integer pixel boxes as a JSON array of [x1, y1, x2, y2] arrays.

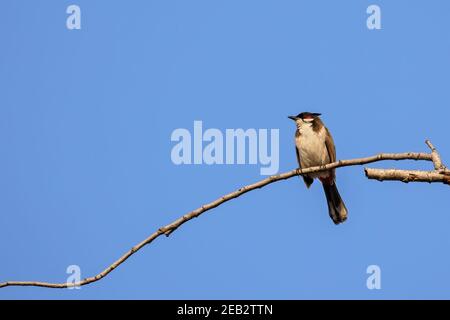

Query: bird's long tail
[[322, 182, 348, 224]]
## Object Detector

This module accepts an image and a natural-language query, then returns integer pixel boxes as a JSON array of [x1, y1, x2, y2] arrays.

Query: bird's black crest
[[296, 112, 321, 119]]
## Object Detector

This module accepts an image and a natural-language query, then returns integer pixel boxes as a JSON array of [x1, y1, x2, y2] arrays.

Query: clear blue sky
[[1, 0, 450, 299]]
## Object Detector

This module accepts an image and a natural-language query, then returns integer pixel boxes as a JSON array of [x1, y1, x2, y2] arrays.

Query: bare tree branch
[[0, 141, 447, 289], [365, 168, 450, 184]]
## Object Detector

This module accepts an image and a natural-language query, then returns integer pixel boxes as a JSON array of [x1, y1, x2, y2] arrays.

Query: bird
[[288, 112, 348, 224]]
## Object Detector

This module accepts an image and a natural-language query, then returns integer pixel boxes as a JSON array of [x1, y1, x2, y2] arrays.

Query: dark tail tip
[[322, 183, 348, 224]]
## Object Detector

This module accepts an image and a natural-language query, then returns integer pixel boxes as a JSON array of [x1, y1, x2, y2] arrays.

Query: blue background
[[1, 0, 449, 299]]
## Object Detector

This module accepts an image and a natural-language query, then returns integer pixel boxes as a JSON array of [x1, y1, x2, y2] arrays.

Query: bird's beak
[[288, 116, 297, 121]]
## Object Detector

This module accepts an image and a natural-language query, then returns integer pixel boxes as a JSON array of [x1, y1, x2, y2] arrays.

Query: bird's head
[[288, 112, 321, 128]]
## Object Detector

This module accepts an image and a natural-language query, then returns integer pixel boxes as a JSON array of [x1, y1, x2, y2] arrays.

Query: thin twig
[[0, 146, 443, 289], [426, 140, 446, 170]]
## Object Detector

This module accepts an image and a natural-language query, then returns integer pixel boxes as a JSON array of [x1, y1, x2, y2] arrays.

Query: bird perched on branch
[[288, 112, 348, 224]]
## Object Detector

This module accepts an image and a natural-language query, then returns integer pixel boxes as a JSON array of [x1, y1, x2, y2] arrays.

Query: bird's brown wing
[[324, 127, 336, 179], [295, 133, 314, 188], [295, 144, 301, 166]]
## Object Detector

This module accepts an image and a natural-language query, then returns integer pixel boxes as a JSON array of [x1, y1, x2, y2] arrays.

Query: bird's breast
[[295, 127, 330, 177]]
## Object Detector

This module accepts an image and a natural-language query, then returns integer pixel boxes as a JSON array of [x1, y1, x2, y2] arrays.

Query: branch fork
[[364, 140, 449, 185]]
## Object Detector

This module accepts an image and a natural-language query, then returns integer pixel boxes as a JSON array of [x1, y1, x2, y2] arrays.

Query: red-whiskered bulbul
[[288, 112, 348, 224]]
